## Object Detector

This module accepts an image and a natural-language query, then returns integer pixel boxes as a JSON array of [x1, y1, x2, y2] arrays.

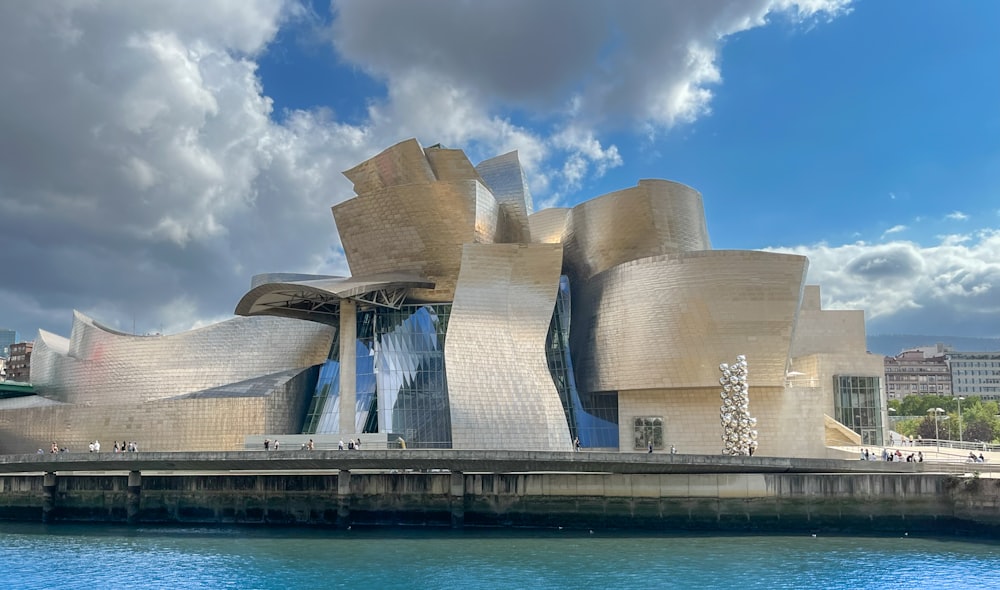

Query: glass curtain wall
[[302, 328, 339, 434], [546, 276, 619, 449], [375, 304, 452, 448], [302, 303, 453, 447], [835, 375, 884, 446]]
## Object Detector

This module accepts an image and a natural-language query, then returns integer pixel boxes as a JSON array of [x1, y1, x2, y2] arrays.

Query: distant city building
[[6, 341, 33, 382], [883, 345, 953, 401], [0, 356, 6, 381], [0, 328, 17, 359], [948, 352, 1000, 401]]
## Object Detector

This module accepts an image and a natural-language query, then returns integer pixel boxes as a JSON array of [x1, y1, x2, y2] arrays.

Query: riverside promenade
[[0, 449, 969, 475], [2, 450, 999, 535]]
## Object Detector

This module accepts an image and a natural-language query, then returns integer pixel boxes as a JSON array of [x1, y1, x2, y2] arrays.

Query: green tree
[[957, 400, 1000, 443], [893, 417, 922, 438], [898, 394, 954, 417]]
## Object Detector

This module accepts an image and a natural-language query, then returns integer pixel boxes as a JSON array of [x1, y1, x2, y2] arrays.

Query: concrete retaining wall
[[2, 471, 999, 535]]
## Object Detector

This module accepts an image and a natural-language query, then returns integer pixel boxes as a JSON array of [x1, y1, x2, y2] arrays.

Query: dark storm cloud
[[846, 247, 924, 280]]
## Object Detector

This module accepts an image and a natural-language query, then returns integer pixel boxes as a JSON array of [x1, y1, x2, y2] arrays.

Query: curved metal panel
[[0, 366, 314, 452], [475, 150, 533, 243], [562, 180, 711, 280], [235, 272, 435, 322], [445, 243, 572, 451], [571, 250, 808, 392], [424, 146, 483, 183], [342, 138, 435, 195], [528, 208, 570, 244], [332, 180, 500, 302], [250, 273, 343, 289], [31, 312, 335, 406]]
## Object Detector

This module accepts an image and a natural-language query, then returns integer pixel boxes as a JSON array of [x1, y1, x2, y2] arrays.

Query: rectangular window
[[633, 416, 663, 450]]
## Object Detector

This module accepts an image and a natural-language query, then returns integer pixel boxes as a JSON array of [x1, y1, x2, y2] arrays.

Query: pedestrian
[[647, 441, 653, 453], [273, 439, 279, 451], [338, 439, 344, 450], [264, 438, 270, 451], [918, 451, 923, 462], [94, 440, 100, 453], [308, 439, 314, 451], [670, 444, 677, 455], [573, 437, 580, 451], [355, 439, 361, 450], [89, 442, 95, 453]]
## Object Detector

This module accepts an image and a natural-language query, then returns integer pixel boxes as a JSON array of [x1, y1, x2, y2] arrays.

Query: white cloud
[[882, 225, 907, 238], [768, 230, 1000, 337], [0, 0, 853, 339], [946, 211, 969, 221]]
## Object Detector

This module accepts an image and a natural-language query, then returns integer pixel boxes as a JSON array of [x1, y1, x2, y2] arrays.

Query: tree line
[[888, 394, 1000, 443]]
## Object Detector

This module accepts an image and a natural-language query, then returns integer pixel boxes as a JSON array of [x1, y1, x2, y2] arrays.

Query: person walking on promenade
[[573, 437, 580, 451]]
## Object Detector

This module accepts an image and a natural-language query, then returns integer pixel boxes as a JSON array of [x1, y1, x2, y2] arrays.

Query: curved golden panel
[[342, 138, 435, 195], [30, 312, 335, 406], [562, 179, 711, 280], [234, 272, 435, 323], [571, 250, 808, 392], [424, 146, 484, 183], [528, 208, 570, 244], [475, 151, 533, 243], [445, 243, 572, 451], [332, 180, 500, 302]]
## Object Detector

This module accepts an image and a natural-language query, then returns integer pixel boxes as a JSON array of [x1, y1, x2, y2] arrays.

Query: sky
[[0, 0, 998, 343]]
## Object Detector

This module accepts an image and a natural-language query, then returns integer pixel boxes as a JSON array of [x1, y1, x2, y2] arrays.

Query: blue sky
[[0, 0, 997, 343]]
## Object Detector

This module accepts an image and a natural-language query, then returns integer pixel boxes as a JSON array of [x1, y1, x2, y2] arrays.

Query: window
[[633, 416, 663, 450]]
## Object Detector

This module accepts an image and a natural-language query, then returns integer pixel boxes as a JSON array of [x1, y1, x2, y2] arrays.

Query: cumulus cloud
[[946, 211, 969, 221], [0, 0, 851, 339], [768, 230, 1000, 338]]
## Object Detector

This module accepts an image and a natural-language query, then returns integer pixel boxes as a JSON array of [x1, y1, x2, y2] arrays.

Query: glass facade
[[303, 304, 453, 448], [834, 375, 883, 446], [545, 276, 619, 449], [305, 278, 625, 450]]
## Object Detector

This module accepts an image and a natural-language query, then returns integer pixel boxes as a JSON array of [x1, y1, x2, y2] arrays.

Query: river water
[[1, 523, 998, 589]]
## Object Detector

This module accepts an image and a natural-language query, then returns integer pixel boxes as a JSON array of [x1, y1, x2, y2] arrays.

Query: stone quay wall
[[2, 470, 999, 535]]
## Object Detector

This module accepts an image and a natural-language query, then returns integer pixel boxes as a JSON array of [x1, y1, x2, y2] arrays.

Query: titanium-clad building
[[0, 139, 883, 455]]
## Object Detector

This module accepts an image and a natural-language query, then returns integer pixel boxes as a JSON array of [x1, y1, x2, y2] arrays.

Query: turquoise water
[[1, 524, 998, 589]]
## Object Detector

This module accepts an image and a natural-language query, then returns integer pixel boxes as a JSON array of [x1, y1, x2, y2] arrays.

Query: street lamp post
[[955, 396, 965, 444], [929, 407, 945, 452]]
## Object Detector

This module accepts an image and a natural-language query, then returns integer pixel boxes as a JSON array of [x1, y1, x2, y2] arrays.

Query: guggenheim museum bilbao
[[0, 139, 886, 457]]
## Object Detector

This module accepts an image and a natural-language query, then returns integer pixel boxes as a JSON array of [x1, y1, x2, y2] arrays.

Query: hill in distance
[[866, 334, 1000, 357]]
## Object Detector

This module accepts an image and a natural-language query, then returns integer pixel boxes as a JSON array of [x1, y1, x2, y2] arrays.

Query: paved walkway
[[2, 449, 991, 476]]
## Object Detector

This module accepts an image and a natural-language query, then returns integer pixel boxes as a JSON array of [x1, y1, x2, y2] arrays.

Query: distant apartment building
[[948, 352, 1000, 401], [0, 356, 6, 380], [0, 328, 17, 359], [5, 341, 32, 382], [884, 346, 953, 400]]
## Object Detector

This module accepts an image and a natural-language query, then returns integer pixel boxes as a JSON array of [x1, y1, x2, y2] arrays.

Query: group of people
[[299, 439, 315, 451], [263, 438, 279, 450], [887, 434, 921, 447], [861, 448, 924, 462], [42, 440, 138, 453], [338, 439, 363, 450], [967, 452, 987, 463]]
